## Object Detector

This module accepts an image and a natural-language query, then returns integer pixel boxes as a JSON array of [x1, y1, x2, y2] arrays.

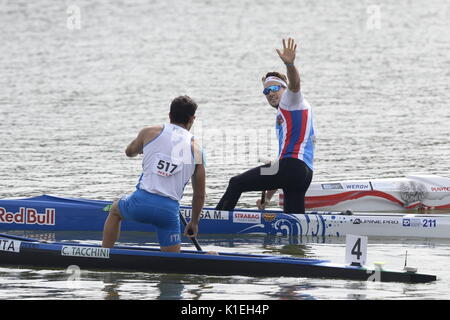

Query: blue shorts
[[118, 189, 181, 247]]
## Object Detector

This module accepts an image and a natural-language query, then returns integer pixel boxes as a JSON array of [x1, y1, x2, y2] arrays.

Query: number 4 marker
[[345, 234, 368, 267]]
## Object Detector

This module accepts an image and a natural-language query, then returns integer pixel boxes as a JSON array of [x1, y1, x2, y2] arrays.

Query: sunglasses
[[263, 85, 282, 95]]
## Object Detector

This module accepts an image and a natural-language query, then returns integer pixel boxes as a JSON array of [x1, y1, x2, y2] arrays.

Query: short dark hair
[[262, 72, 288, 86], [169, 95, 198, 124]]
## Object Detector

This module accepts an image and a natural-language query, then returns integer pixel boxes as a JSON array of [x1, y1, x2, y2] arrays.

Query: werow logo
[[345, 183, 371, 190], [0, 207, 56, 225]]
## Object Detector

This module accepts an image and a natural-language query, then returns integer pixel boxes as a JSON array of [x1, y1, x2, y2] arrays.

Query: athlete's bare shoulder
[[141, 125, 164, 145], [191, 137, 205, 166]]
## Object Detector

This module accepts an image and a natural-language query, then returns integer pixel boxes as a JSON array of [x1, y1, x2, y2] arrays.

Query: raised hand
[[276, 38, 297, 65]]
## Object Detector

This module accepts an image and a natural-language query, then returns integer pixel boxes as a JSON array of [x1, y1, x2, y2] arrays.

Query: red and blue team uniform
[[276, 90, 315, 170]]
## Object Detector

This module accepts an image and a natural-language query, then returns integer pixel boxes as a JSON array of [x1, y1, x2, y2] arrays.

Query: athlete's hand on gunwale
[[276, 38, 297, 65]]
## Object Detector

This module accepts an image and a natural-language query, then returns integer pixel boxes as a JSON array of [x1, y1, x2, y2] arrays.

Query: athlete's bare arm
[[125, 125, 163, 157], [276, 38, 301, 93], [184, 140, 206, 238]]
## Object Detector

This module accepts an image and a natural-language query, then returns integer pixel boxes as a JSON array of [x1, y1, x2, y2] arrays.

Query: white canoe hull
[[279, 175, 450, 212], [293, 213, 450, 238], [180, 208, 450, 239]]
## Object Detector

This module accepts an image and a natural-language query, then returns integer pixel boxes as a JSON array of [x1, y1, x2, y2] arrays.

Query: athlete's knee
[[228, 176, 242, 189], [109, 201, 123, 220]]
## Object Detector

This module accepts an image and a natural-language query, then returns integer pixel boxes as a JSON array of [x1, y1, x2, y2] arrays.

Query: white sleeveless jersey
[[138, 123, 196, 201]]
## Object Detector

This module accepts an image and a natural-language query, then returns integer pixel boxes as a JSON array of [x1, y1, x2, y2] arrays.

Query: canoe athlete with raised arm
[[216, 38, 315, 214]]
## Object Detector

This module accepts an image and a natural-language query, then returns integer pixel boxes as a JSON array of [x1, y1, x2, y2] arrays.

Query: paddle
[[260, 191, 266, 211], [179, 211, 202, 251]]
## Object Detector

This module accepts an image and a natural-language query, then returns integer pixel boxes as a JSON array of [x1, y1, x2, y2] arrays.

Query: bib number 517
[[157, 160, 178, 174]]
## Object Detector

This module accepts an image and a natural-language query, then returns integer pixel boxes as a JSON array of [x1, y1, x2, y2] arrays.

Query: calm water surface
[[0, 0, 449, 300]]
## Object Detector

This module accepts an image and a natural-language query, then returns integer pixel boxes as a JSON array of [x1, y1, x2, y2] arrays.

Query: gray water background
[[0, 0, 449, 300]]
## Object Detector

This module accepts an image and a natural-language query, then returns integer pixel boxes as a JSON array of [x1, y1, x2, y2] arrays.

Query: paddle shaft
[[179, 211, 202, 251], [260, 191, 266, 207]]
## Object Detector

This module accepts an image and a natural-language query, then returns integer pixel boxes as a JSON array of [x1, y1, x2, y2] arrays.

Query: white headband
[[264, 76, 287, 88]]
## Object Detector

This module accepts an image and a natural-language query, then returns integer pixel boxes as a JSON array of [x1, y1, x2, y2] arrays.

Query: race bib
[[152, 153, 183, 177]]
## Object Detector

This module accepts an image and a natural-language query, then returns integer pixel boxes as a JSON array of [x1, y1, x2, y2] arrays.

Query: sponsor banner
[[262, 213, 277, 222], [352, 218, 399, 225], [431, 186, 450, 192], [181, 209, 229, 221], [402, 218, 423, 228], [344, 183, 371, 191], [61, 246, 110, 259], [0, 239, 21, 253], [321, 183, 344, 190], [233, 212, 261, 224], [0, 207, 56, 226]]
